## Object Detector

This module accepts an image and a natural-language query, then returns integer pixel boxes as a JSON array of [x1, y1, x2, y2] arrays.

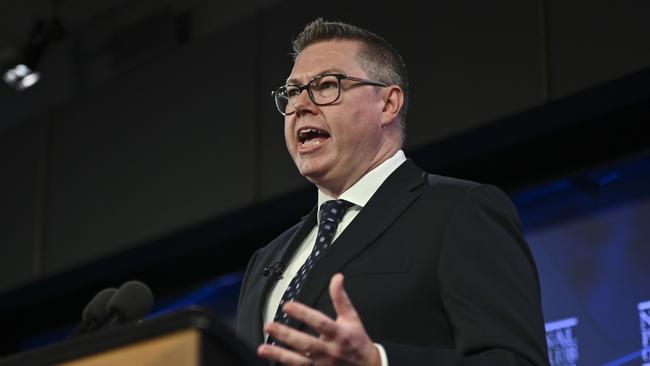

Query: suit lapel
[[249, 206, 318, 343], [292, 160, 427, 328]]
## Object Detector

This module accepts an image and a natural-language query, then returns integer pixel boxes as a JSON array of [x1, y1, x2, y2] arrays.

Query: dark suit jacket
[[235, 160, 549, 365]]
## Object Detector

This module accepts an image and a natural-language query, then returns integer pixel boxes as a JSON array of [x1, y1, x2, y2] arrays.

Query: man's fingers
[[329, 273, 359, 319], [257, 343, 313, 366], [265, 321, 323, 354], [283, 301, 338, 338]]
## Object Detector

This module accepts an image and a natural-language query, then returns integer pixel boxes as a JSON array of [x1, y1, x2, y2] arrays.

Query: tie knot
[[319, 199, 353, 225]]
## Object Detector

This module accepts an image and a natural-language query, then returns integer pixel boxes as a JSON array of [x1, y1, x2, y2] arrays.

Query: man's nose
[[292, 88, 316, 114]]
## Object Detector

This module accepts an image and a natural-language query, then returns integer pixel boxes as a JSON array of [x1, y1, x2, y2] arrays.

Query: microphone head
[[106, 281, 154, 322], [82, 288, 117, 323]]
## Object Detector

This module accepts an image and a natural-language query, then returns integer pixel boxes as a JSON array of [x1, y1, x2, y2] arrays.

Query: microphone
[[68, 287, 117, 338], [97, 280, 154, 330], [263, 262, 284, 279]]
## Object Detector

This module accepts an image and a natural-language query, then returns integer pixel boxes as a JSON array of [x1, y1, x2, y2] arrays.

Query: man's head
[[292, 19, 409, 129], [279, 19, 409, 197]]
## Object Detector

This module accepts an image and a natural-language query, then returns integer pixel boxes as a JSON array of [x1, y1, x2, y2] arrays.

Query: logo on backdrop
[[639, 301, 650, 366], [545, 317, 579, 366]]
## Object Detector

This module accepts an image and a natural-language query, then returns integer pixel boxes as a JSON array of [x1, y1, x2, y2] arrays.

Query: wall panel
[[43, 20, 258, 274], [548, 0, 650, 97], [0, 118, 45, 290]]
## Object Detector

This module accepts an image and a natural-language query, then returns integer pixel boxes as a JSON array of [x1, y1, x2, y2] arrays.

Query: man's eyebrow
[[285, 68, 343, 85]]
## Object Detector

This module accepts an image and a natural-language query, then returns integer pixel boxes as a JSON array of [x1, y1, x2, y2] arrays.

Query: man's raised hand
[[258, 273, 380, 366]]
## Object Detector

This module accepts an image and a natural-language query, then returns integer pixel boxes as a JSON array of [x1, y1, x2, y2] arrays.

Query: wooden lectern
[[0, 308, 264, 366]]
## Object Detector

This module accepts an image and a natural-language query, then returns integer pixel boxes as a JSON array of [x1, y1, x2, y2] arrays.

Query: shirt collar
[[317, 150, 407, 219]]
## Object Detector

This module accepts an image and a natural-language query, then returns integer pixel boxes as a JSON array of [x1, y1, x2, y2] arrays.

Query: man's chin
[[295, 156, 327, 176], [297, 165, 329, 186], [298, 168, 326, 182]]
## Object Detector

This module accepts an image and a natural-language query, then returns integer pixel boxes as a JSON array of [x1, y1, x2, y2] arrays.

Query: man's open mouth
[[298, 128, 330, 148]]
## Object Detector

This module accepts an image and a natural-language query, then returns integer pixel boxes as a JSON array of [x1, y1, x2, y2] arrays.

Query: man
[[235, 19, 549, 366]]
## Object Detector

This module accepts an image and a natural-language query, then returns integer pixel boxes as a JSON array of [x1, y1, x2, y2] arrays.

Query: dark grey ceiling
[[0, 0, 281, 131], [0, 0, 130, 62]]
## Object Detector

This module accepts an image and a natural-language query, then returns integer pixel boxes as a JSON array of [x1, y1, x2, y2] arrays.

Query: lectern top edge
[[0, 307, 262, 366]]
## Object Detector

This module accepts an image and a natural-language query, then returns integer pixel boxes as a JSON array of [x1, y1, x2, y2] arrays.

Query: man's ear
[[380, 86, 404, 127]]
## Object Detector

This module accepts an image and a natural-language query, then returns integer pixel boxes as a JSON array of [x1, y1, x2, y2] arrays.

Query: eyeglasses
[[272, 73, 388, 116]]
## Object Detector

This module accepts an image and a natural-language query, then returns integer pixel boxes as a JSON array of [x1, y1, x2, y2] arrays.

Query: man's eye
[[313, 81, 337, 90], [286, 88, 300, 97]]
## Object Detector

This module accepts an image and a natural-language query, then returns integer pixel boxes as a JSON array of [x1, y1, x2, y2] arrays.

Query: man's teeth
[[299, 127, 329, 148], [300, 128, 321, 137], [302, 139, 321, 148]]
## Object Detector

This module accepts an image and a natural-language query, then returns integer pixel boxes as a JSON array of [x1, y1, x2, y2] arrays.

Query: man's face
[[284, 40, 388, 196]]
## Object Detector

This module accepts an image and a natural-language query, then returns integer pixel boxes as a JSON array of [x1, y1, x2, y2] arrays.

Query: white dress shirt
[[263, 150, 407, 365]]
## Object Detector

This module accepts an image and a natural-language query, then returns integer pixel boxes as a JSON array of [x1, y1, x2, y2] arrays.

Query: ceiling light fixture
[[3, 18, 64, 91]]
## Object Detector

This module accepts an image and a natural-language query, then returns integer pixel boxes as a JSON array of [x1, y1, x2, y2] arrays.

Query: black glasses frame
[[272, 73, 388, 116]]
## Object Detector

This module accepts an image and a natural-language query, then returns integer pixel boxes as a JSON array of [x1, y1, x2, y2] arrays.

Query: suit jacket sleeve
[[383, 184, 549, 366]]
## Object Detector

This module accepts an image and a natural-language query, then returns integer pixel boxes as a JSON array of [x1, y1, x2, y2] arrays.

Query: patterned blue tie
[[267, 199, 353, 346]]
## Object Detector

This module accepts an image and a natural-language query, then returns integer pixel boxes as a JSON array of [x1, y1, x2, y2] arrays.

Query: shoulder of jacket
[[425, 173, 482, 190]]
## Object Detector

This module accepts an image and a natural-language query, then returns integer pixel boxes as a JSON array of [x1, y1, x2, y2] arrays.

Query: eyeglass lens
[[275, 75, 341, 115]]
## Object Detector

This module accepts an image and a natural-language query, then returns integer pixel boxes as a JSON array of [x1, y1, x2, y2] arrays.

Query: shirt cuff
[[374, 343, 389, 366]]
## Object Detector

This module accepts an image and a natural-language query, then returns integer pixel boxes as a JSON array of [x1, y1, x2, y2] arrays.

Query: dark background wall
[[0, 0, 649, 360]]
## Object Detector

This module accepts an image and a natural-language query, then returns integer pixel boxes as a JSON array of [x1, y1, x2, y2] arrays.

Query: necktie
[[267, 199, 353, 346]]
